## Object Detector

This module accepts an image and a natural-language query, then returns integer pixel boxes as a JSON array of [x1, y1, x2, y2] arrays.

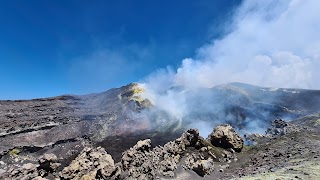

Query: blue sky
[[0, 0, 241, 99]]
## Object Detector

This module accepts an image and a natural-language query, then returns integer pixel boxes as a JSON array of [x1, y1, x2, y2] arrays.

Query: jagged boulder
[[193, 159, 214, 176], [207, 124, 244, 152], [39, 153, 58, 163], [121, 139, 152, 171], [120, 138, 178, 179], [135, 139, 152, 152], [38, 153, 60, 176], [178, 128, 200, 147], [183, 153, 214, 176], [59, 147, 115, 179], [119, 129, 201, 179]]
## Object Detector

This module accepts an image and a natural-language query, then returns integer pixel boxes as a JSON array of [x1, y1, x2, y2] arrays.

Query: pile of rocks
[[1, 124, 245, 179], [117, 126, 243, 178], [59, 147, 115, 179], [60, 128, 215, 179], [5, 153, 60, 180], [266, 119, 301, 137], [183, 152, 215, 176], [118, 129, 201, 179]]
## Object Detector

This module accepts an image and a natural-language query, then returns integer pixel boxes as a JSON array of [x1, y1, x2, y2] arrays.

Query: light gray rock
[[120, 129, 202, 179], [207, 124, 244, 152], [59, 147, 116, 179]]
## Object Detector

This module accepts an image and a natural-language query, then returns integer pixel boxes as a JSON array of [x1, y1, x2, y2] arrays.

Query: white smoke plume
[[146, 0, 320, 90], [140, 0, 320, 137]]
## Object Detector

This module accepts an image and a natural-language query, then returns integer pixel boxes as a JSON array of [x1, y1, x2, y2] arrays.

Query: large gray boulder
[[207, 124, 244, 152], [59, 147, 115, 179]]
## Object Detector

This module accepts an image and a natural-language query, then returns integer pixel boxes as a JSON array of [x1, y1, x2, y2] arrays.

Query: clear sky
[[0, 0, 241, 100]]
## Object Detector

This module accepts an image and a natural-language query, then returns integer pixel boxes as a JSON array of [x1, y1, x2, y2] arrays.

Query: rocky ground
[[0, 83, 319, 179], [222, 117, 320, 179], [1, 116, 319, 179]]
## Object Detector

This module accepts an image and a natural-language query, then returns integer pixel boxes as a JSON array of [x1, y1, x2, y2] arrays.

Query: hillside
[[0, 82, 319, 179]]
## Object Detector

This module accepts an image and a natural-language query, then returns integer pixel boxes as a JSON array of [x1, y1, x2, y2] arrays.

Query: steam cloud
[[140, 0, 320, 137], [147, 0, 320, 90]]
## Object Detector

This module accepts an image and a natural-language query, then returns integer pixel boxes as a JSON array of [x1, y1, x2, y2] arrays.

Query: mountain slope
[[0, 82, 319, 179]]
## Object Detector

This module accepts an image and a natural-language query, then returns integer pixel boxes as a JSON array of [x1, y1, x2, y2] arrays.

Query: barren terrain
[[0, 83, 319, 179]]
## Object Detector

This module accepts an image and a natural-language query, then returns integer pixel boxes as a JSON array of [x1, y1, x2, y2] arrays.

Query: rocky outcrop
[[4, 121, 318, 180], [0, 129, 205, 179], [0, 126, 246, 179], [59, 147, 115, 179], [120, 139, 156, 179], [38, 153, 60, 176], [3, 153, 60, 180], [266, 119, 301, 137], [119, 128, 202, 179], [245, 119, 302, 143], [6, 163, 40, 180], [183, 153, 215, 176], [207, 124, 244, 152]]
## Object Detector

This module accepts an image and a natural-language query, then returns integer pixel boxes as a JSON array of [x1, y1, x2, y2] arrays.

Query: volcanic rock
[[184, 153, 214, 177], [59, 147, 115, 179], [39, 153, 58, 163], [119, 128, 201, 179], [7, 163, 39, 180], [38, 153, 60, 176], [135, 139, 152, 152], [207, 124, 244, 152], [266, 119, 301, 137], [193, 159, 214, 176]]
